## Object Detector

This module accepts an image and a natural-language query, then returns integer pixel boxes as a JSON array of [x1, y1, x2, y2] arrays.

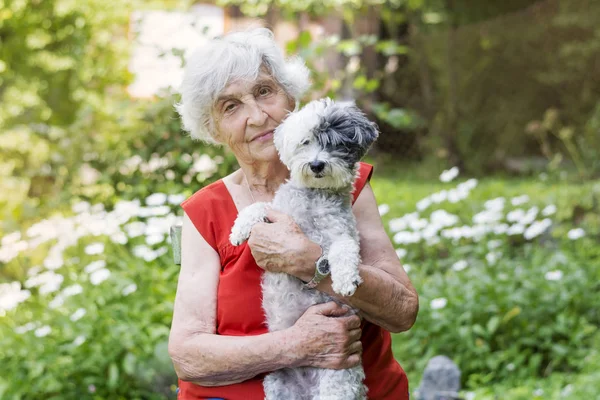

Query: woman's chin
[[250, 142, 280, 163]]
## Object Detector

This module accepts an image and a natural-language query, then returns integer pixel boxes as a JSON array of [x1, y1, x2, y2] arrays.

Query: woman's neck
[[238, 160, 289, 196]]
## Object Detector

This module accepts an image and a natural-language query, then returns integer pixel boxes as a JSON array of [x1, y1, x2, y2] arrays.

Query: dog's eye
[[301, 139, 310, 146]]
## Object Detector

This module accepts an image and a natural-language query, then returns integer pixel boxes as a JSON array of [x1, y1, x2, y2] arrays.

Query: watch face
[[317, 258, 330, 275]]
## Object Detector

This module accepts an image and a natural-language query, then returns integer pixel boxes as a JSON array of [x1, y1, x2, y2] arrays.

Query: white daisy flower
[[70, 308, 87, 321], [430, 190, 448, 204], [0, 282, 31, 312], [15, 322, 37, 334], [430, 298, 448, 310], [84, 243, 104, 255], [49, 295, 65, 309], [124, 221, 146, 238], [511, 195, 529, 206], [439, 167, 459, 182], [62, 284, 83, 297], [486, 252, 500, 265], [145, 193, 168, 206], [90, 268, 111, 285], [567, 228, 585, 240], [378, 204, 390, 216], [111, 232, 128, 245], [145, 234, 164, 246], [416, 197, 431, 211], [168, 194, 186, 205], [451, 260, 468, 271], [122, 283, 137, 296], [524, 219, 552, 240], [545, 270, 563, 281], [84, 260, 106, 274], [73, 335, 86, 346], [34, 325, 52, 337], [487, 239, 503, 250], [1, 231, 22, 246], [542, 204, 557, 216]]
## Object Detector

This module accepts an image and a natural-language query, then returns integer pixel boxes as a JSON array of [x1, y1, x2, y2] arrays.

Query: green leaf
[[364, 79, 380, 93], [487, 316, 500, 334], [408, 0, 424, 11], [502, 306, 522, 323], [122, 353, 136, 375], [297, 30, 312, 49], [108, 362, 119, 389], [353, 75, 367, 90], [472, 324, 487, 338]]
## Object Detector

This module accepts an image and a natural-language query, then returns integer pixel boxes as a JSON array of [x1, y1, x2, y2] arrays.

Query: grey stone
[[415, 355, 461, 400]]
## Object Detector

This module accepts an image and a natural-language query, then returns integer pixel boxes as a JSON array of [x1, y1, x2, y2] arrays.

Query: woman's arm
[[168, 213, 363, 386], [168, 213, 298, 386]]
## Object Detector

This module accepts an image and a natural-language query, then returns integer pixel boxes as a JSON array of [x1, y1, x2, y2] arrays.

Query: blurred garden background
[[1, 0, 599, 398]]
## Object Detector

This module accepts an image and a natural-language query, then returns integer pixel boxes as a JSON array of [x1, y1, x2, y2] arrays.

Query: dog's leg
[[328, 235, 362, 297], [229, 202, 269, 246], [264, 369, 305, 400], [317, 366, 367, 400]]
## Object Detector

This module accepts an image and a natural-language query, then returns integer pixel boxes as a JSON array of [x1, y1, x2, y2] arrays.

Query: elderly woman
[[168, 28, 418, 400]]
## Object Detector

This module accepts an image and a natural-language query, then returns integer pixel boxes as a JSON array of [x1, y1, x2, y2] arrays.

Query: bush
[[0, 197, 191, 399], [373, 168, 600, 388]]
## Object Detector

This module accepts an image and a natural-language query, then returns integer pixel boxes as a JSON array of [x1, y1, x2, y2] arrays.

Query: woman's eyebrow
[[253, 78, 276, 88], [215, 94, 237, 106]]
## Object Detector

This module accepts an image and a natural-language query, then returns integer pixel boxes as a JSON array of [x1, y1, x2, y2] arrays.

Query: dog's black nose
[[309, 160, 326, 174]]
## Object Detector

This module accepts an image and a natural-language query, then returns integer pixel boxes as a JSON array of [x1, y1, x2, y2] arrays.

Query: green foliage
[[0, 219, 180, 399], [371, 168, 600, 390], [468, 335, 600, 399], [0, 0, 136, 230]]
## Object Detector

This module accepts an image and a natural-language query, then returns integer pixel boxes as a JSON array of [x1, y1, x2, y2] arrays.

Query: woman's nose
[[247, 101, 267, 127]]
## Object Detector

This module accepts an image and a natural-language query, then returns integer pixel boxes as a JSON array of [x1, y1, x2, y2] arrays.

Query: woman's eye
[[259, 87, 272, 96], [301, 139, 310, 146], [224, 103, 236, 112]]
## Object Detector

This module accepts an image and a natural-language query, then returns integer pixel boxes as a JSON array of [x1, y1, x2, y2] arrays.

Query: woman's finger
[[345, 353, 362, 368], [348, 340, 363, 355], [348, 328, 362, 342], [343, 315, 362, 330], [310, 301, 344, 316]]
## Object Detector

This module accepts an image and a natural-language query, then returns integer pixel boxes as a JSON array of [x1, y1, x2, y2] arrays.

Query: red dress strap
[[353, 162, 373, 204], [180, 180, 235, 252]]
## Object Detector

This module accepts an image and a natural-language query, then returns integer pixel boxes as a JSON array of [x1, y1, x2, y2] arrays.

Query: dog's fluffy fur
[[230, 98, 379, 400]]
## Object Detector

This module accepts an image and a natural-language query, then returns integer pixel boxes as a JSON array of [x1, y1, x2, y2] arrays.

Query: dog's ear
[[319, 103, 379, 162], [345, 104, 379, 154]]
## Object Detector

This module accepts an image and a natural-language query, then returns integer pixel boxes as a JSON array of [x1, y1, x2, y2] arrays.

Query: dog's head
[[274, 98, 379, 189]]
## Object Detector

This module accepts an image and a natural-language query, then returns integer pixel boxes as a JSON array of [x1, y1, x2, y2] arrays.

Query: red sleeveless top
[[179, 162, 409, 400]]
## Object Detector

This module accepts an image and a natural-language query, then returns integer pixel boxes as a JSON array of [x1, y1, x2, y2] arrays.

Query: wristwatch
[[303, 252, 330, 289]]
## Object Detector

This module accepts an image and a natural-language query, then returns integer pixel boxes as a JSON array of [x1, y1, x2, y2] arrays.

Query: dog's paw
[[229, 228, 249, 246], [332, 274, 363, 297]]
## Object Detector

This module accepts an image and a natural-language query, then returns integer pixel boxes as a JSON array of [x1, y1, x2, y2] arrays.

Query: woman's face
[[211, 72, 295, 165]]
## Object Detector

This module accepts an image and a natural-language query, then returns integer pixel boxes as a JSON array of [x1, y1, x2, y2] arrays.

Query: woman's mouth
[[252, 130, 274, 142]]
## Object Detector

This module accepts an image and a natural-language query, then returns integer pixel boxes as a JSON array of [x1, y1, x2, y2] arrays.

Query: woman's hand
[[288, 302, 363, 370], [247, 209, 321, 282]]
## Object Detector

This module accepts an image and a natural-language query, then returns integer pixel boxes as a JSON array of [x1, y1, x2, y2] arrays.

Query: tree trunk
[[444, 0, 464, 169]]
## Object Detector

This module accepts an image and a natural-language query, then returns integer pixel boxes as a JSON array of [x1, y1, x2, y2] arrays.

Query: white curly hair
[[175, 27, 311, 144]]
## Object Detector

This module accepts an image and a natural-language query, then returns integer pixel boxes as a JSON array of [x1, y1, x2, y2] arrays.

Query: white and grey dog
[[230, 98, 379, 400]]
